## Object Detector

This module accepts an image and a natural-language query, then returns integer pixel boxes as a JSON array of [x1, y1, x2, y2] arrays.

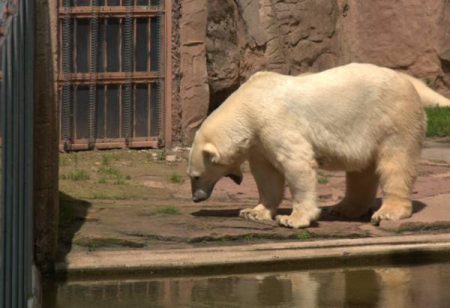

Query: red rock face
[[338, 0, 450, 96], [175, 0, 450, 144]]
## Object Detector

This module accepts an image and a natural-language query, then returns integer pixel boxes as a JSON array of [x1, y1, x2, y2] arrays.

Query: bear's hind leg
[[332, 165, 379, 219], [239, 154, 284, 222], [371, 138, 421, 225]]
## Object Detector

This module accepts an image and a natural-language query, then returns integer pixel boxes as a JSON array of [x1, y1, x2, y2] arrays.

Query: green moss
[[61, 169, 90, 181], [296, 231, 312, 240], [156, 206, 180, 215], [170, 173, 184, 184], [73, 237, 144, 250], [426, 107, 450, 137], [318, 176, 329, 184], [97, 165, 128, 185]]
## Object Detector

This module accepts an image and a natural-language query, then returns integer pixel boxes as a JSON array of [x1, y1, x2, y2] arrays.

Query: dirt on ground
[[57, 138, 450, 261]]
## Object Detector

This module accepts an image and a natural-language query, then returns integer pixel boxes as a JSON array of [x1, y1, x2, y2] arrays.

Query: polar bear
[[187, 63, 449, 228]]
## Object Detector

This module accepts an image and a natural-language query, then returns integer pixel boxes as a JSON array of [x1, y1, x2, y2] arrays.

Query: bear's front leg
[[239, 153, 284, 222], [275, 158, 320, 228]]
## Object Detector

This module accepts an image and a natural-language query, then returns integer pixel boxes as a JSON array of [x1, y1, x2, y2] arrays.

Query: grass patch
[[243, 234, 254, 241], [170, 173, 184, 184], [90, 191, 131, 200], [61, 169, 90, 181], [426, 107, 450, 137], [318, 176, 329, 184], [97, 165, 129, 185], [101, 153, 120, 166], [159, 149, 167, 161], [74, 237, 144, 251], [59, 155, 71, 167], [296, 231, 312, 240], [156, 206, 180, 215]]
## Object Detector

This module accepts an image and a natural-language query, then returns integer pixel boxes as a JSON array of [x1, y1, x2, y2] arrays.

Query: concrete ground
[[57, 138, 450, 274]]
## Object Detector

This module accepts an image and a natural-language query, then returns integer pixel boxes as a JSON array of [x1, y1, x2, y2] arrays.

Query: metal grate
[[58, 0, 166, 150], [0, 0, 35, 306]]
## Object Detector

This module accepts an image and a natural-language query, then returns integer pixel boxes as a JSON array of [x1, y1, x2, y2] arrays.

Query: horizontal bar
[[58, 72, 161, 85], [128, 139, 160, 148], [60, 137, 160, 151], [58, 6, 163, 18]]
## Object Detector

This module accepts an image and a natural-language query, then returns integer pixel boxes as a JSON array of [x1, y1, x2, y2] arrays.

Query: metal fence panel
[[58, 0, 166, 151], [0, 0, 35, 307]]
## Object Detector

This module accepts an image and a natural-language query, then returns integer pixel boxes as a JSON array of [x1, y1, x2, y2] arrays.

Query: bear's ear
[[202, 143, 220, 163]]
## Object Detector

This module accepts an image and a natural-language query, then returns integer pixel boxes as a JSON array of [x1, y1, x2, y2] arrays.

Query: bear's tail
[[400, 73, 450, 107]]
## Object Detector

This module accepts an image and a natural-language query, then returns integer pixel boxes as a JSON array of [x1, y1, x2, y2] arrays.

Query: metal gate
[[0, 0, 35, 306], [58, 0, 170, 150]]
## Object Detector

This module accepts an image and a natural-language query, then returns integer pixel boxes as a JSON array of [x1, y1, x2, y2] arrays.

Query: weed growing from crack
[[156, 206, 180, 215], [170, 173, 184, 184], [60, 169, 90, 181]]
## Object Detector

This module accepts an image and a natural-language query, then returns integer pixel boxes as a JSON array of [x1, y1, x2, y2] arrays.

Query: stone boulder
[[175, 0, 450, 144]]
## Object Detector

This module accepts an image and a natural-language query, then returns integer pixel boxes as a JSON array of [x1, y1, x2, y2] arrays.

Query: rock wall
[[174, 0, 450, 144], [338, 0, 450, 97]]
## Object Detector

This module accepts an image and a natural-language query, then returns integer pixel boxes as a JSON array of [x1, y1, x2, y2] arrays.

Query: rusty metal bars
[[57, 0, 166, 150]]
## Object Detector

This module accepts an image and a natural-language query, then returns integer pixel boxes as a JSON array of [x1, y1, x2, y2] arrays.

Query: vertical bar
[[73, 86, 78, 139], [164, 0, 173, 146], [147, 83, 151, 138], [73, 16, 78, 72], [11, 20, 19, 308], [97, 18, 105, 73], [119, 84, 122, 138], [106, 18, 120, 72], [133, 84, 136, 137], [135, 18, 148, 71], [135, 84, 149, 137], [3, 32, 13, 308], [106, 85, 120, 138], [62, 0, 73, 146], [150, 81, 161, 136], [119, 18, 122, 72], [0, 0, 35, 299], [24, 0, 35, 300], [149, 13, 161, 139], [16, 6, 25, 305], [96, 85, 106, 139], [150, 15, 160, 72], [147, 17, 152, 136], [0, 42, 4, 308], [103, 84, 107, 139], [122, 0, 133, 143], [133, 18, 137, 72], [76, 19, 89, 73], [75, 86, 89, 139], [89, 0, 99, 147]]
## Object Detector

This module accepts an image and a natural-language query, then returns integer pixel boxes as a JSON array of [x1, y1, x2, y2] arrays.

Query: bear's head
[[187, 142, 243, 203]]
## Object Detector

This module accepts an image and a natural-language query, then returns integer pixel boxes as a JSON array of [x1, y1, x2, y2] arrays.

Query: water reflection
[[45, 262, 450, 308]]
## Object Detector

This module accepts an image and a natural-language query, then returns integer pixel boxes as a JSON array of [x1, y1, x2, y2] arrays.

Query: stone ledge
[[56, 233, 450, 280]]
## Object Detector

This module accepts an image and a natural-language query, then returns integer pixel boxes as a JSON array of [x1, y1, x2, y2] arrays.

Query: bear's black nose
[[192, 189, 208, 203]]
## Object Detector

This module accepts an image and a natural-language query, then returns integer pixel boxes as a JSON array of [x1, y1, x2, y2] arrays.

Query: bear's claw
[[275, 214, 311, 229], [370, 201, 412, 226], [239, 207, 273, 221]]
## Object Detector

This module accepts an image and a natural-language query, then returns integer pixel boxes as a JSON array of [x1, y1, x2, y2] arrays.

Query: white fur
[[188, 63, 433, 228]]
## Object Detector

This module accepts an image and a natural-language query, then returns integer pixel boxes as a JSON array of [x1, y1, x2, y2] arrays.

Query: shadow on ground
[[58, 192, 91, 261], [192, 199, 427, 224]]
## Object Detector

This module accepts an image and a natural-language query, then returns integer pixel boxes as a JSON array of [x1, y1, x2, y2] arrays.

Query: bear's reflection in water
[[45, 262, 450, 308]]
